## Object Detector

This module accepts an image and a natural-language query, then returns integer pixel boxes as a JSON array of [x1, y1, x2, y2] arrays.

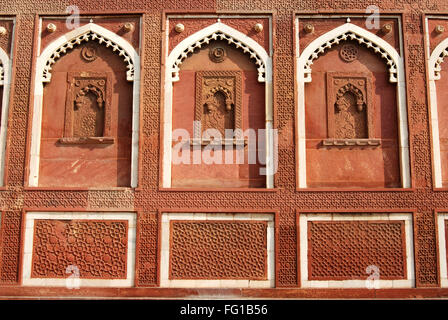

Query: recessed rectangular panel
[[169, 220, 267, 280], [31, 219, 128, 279], [307, 220, 407, 280]]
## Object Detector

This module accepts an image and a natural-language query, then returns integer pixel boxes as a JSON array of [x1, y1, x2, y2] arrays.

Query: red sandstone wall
[[0, 0, 446, 299]]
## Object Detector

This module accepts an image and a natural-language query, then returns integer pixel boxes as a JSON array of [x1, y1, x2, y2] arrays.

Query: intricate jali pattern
[[31, 219, 128, 279], [307, 220, 407, 280], [169, 221, 267, 279]]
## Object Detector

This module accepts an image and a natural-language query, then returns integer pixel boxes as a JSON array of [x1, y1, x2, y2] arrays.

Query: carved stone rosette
[[194, 71, 243, 144], [60, 71, 113, 144], [324, 72, 379, 147]]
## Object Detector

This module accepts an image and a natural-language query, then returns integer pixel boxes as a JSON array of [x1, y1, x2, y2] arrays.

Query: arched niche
[[297, 22, 410, 189], [163, 22, 273, 189], [29, 23, 140, 188]]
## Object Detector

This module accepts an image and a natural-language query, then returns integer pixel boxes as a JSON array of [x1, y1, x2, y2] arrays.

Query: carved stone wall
[[169, 220, 267, 280], [31, 219, 128, 279], [0, 1, 445, 297]]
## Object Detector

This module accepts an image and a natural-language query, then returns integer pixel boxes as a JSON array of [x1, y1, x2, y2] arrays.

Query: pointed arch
[[296, 21, 410, 188], [162, 21, 274, 188], [167, 22, 271, 82], [29, 23, 141, 187], [298, 23, 401, 83], [429, 37, 448, 81]]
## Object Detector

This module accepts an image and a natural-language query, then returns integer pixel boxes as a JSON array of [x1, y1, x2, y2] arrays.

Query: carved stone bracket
[[194, 71, 243, 145], [322, 138, 381, 147]]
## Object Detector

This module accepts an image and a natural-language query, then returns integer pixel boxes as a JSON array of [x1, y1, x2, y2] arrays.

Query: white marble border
[[22, 211, 136, 287], [160, 212, 275, 288], [29, 21, 141, 188], [299, 212, 415, 288], [162, 18, 274, 188], [437, 212, 448, 287], [0, 18, 15, 186], [296, 19, 410, 188], [0, 46, 12, 187], [427, 16, 448, 188]]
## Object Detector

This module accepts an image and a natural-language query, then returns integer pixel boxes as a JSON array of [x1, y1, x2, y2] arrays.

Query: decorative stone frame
[[22, 211, 136, 287], [299, 212, 415, 288], [160, 212, 275, 288], [324, 72, 379, 147], [193, 70, 243, 145], [29, 22, 141, 187], [296, 21, 410, 188], [0, 46, 12, 186], [163, 20, 273, 188], [59, 71, 114, 145], [428, 31, 448, 188]]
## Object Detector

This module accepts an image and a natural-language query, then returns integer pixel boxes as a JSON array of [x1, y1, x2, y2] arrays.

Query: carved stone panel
[[60, 71, 113, 144], [324, 72, 379, 147], [308, 220, 407, 280], [169, 220, 267, 280], [31, 219, 128, 279], [194, 71, 242, 143]]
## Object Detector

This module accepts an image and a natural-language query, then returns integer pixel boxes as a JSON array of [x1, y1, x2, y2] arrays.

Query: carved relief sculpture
[[59, 71, 113, 144], [194, 71, 243, 144], [324, 72, 379, 147]]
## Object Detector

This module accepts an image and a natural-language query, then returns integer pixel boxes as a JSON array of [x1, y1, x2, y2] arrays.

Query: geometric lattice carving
[[304, 32, 397, 83], [169, 221, 267, 280], [42, 31, 135, 83], [339, 44, 359, 62], [194, 71, 242, 142], [171, 31, 266, 82], [31, 219, 128, 279], [59, 72, 113, 144], [308, 220, 407, 280], [324, 72, 379, 146]]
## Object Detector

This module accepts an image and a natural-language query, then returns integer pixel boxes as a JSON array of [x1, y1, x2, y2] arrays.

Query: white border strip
[[427, 16, 448, 188], [437, 212, 448, 287], [160, 212, 275, 288], [299, 212, 415, 288], [29, 21, 140, 188], [0, 18, 15, 186], [22, 211, 136, 287]]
